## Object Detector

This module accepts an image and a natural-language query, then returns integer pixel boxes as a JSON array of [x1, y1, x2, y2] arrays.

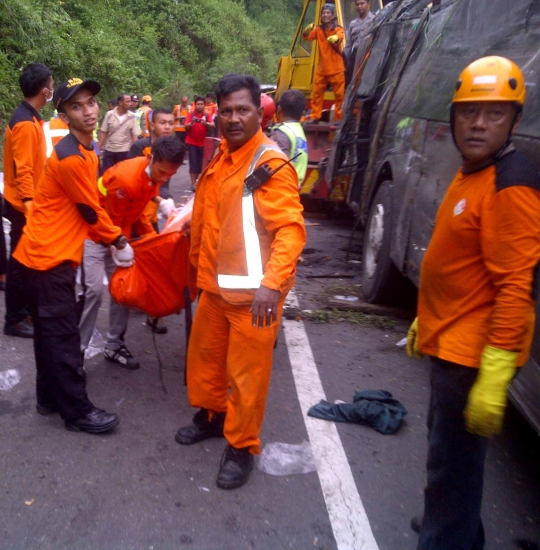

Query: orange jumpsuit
[[101, 156, 159, 238], [189, 129, 306, 453], [304, 25, 346, 120], [418, 149, 540, 368]]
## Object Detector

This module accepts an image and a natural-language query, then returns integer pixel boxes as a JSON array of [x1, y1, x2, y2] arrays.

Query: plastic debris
[[0, 369, 21, 391], [396, 337, 407, 347], [258, 441, 317, 476], [333, 295, 359, 302]]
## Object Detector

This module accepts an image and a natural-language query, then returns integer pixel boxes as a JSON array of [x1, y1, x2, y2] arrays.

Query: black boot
[[216, 444, 254, 490], [175, 408, 225, 445]]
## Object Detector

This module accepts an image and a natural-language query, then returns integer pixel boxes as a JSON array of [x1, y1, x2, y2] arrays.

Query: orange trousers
[[310, 71, 345, 121], [186, 291, 284, 454]]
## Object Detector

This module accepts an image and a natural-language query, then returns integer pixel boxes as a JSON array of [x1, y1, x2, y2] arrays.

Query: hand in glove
[[111, 242, 135, 268], [159, 198, 176, 219], [327, 34, 340, 44], [464, 345, 517, 438], [406, 317, 424, 359], [303, 23, 315, 34]]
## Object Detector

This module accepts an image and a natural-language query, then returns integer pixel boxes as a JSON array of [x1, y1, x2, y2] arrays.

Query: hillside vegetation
[[0, 0, 304, 157]]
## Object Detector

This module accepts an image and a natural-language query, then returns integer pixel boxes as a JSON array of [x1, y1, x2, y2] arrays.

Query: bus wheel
[[361, 181, 406, 305]]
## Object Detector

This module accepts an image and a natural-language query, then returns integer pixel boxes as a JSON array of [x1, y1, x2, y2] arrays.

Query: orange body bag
[[109, 198, 196, 318]]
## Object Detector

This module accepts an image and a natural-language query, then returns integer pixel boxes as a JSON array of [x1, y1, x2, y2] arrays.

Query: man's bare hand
[[250, 285, 281, 329]]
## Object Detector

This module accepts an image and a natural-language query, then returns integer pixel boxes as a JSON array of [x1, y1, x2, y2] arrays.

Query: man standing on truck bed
[[344, 0, 375, 83], [407, 56, 540, 550], [302, 3, 345, 122]]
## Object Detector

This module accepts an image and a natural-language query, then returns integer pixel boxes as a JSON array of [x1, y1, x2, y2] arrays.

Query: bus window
[[293, 0, 317, 57]]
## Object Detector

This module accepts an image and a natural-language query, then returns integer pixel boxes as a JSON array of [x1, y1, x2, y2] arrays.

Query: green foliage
[[0, 0, 305, 166]]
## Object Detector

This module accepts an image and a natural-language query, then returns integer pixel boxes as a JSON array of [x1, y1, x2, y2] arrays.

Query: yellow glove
[[303, 23, 315, 34], [464, 345, 517, 438], [406, 317, 424, 359], [327, 35, 340, 44]]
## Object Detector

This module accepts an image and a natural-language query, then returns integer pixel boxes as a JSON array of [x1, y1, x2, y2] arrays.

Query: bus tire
[[361, 181, 406, 305]]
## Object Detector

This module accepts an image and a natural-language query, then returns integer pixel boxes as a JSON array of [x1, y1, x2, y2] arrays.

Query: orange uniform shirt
[[204, 102, 217, 120], [418, 150, 540, 368], [14, 133, 122, 270], [190, 130, 306, 300], [304, 25, 345, 76], [102, 156, 159, 238], [3, 101, 46, 212]]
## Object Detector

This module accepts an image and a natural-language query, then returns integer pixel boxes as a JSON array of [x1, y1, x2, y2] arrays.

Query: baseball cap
[[131, 94, 140, 102], [142, 95, 152, 102], [53, 78, 101, 110]]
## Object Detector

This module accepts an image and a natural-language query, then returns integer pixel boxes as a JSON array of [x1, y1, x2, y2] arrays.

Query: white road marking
[[0, 369, 21, 391], [282, 291, 379, 550]]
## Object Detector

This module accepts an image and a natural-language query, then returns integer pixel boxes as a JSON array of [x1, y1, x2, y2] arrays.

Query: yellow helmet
[[453, 56, 525, 105]]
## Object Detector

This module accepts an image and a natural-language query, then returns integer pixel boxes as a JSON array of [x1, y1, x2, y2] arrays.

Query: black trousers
[[102, 150, 129, 174], [418, 357, 488, 550], [14, 258, 94, 421], [0, 195, 7, 275], [3, 199, 29, 326]]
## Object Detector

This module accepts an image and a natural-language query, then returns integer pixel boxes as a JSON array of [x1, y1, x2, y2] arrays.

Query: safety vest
[[217, 142, 288, 299], [174, 104, 190, 131], [140, 106, 152, 137], [97, 176, 107, 197], [43, 118, 70, 158], [272, 122, 308, 186], [134, 109, 143, 135]]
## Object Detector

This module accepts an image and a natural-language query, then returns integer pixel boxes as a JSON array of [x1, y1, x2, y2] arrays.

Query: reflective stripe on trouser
[[79, 239, 129, 351], [187, 291, 284, 454], [310, 71, 346, 120], [217, 143, 284, 290]]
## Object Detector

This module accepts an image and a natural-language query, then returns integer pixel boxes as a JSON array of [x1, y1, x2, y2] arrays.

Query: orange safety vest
[[173, 104, 190, 131], [192, 131, 305, 305], [140, 105, 152, 137]]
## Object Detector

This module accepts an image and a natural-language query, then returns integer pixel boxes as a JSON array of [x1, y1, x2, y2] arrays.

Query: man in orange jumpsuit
[[175, 74, 306, 490], [79, 136, 184, 370], [406, 57, 540, 549], [13, 78, 130, 433], [302, 3, 346, 122], [3, 63, 53, 339]]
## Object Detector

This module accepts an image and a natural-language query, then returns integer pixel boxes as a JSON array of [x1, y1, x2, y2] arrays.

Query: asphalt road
[[0, 164, 539, 550]]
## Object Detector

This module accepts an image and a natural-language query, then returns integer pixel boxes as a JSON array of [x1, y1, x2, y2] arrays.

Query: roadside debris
[[308, 390, 407, 435], [258, 441, 317, 476]]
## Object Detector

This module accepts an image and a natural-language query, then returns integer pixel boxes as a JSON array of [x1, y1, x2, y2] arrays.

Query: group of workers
[[1, 63, 305, 492], [1, 19, 537, 550]]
